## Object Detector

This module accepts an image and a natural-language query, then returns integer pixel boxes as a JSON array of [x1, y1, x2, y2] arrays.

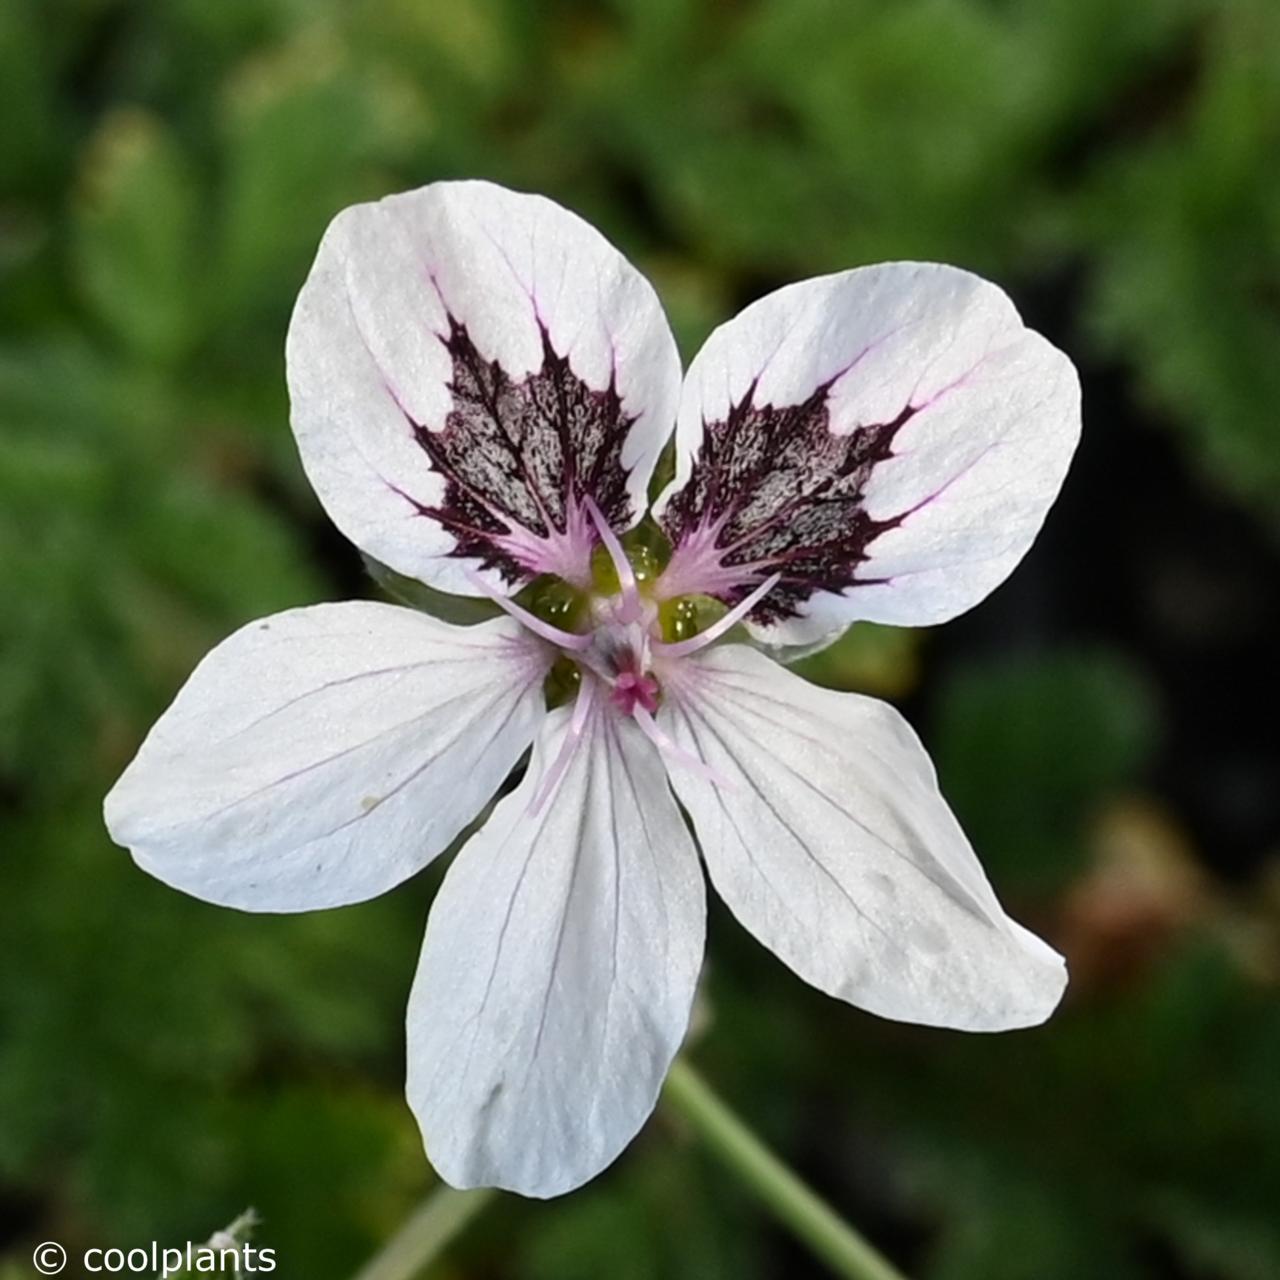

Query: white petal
[[659, 644, 1066, 1031], [287, 180, 682, 595], [656, 263, 1081, 646], [407, 705, 705, 1197], [104, 603, 549, 911]]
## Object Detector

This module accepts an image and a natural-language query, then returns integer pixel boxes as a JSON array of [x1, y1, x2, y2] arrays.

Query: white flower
[[105, 180, 1081, 1198]]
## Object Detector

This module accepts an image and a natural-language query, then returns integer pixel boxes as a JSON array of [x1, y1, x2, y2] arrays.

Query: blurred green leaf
[[216, 33, 427, 329], [0, 806, 423, 1257], [0, 0, 63, 196], [1146, 1193, 1280, 1280], [1077, 0, 1280, 529], [73, 111, 202, 365], [933, 649, 1159, 890], [519, 1143, 760, 1280], [0, 339, 320, 792], [791, 622, 923, 699], [925, 1169, 1138, 1280]]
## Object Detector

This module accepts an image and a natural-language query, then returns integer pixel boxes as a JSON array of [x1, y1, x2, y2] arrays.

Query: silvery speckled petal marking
[[402, 316, 638, 587], [656, 379, 916, 625], [655, 263, 1081, 647], [287, 180, 682, 598]]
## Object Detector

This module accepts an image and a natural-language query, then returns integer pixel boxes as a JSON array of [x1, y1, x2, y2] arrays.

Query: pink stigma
[[610, 670, 660, 716]]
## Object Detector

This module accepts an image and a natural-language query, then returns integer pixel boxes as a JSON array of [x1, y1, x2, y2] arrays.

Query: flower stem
[[351, 1185, 495, 1280], [352, 1062, 906, 1280], [661, 1058, 909, 1280]]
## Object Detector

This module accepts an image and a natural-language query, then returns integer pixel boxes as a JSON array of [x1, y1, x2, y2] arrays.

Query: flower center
[[468, 501, 780, 810], [580, 593, 662, 713]]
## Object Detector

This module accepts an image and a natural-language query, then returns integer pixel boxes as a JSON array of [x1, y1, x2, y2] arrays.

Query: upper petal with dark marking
[[655, 263, 1080, 646], [287, 180, 682, 596]]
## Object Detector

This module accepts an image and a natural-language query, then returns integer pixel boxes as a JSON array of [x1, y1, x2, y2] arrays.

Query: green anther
[[590, 536, 663, 596], [543, 657, 582, 709], [658, 594, 727, 643], [523, 576, 588, 630], [589, 543, 620, 595], [659, 596, 700, 642]]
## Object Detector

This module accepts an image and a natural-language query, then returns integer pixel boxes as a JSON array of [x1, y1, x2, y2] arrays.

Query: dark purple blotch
[[659, 380, 916, 623], [395, 317, 636, 584]]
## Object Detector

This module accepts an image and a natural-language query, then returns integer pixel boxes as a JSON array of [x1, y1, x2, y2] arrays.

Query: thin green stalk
[[354, 1060, 906, 1280], [352, 1185, 495, 1280], [662, 1058, 909, 1280]]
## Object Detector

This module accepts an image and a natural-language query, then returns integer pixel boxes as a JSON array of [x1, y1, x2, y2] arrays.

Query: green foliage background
[[2, 0, 1279, 1276]]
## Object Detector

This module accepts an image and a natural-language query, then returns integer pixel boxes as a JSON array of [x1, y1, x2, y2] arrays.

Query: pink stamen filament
[[631, 704, 736, 791], [465, 569, 593, 652], [584, 497, 643, 624], [528, 676, 597, 815], [654, 572, 782, 660], [530, 671, 734, 811]]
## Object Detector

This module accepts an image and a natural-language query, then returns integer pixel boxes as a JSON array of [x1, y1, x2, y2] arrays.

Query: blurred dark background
[[2, 1, 1278, 1276]]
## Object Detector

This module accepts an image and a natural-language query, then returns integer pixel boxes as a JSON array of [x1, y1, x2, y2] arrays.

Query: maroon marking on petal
[[392, 317, 637, 586], [658, 381, 915, 623]]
